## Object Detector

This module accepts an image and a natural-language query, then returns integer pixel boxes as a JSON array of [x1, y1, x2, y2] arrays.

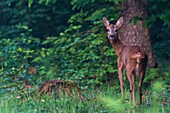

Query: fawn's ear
[[114, 17, 123, 30], [103, 17, 110, 29]]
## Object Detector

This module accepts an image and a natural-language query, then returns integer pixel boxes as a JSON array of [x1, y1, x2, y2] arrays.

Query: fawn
[[103, 17, 148, 105]]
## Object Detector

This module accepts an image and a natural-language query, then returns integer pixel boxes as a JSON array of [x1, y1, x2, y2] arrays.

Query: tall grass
[[0, 81, 169, 113]]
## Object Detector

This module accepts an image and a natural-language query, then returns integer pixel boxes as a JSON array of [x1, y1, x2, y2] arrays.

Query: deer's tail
[[132, 52, 145, 75]]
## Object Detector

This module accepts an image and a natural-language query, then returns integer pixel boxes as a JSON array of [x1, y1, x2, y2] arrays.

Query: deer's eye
[[106, 29, 110, 32], [114, 30, 118, 34]]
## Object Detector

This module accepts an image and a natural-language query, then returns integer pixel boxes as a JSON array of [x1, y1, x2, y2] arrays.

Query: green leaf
[[28, 0, 33, 8]]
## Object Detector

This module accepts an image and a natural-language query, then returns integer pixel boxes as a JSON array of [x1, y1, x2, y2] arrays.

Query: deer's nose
[[110, 35, 114, 39]]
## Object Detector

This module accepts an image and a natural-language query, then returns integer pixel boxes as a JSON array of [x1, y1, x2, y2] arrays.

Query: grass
[[0, 66, 169, 113], [0, 81, 169, 113]]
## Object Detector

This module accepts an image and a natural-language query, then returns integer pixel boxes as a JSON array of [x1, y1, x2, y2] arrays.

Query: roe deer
[[103, 17, 148, 105]]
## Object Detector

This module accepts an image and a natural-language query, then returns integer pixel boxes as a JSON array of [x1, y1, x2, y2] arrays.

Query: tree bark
[[119, 0, 156, 67]]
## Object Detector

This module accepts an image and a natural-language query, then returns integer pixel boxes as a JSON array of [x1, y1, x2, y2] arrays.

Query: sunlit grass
[[0, 82, 169, 113]]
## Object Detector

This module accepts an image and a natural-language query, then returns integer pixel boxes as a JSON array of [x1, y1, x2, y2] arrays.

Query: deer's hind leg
[[138, 71, 145, 104], [126, 66, 136, 105]]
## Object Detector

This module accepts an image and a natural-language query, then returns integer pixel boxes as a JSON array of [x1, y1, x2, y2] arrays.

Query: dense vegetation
[[0, 0, 169, 112]]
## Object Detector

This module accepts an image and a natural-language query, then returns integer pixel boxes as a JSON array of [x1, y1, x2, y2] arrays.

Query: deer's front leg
[[118, 58, 124, 99]]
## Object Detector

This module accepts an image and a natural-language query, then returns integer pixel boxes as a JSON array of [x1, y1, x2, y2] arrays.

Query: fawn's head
[[103, 17, 123, 40]]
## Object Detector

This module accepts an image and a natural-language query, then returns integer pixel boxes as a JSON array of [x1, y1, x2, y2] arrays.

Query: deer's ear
[[114, 17, 123, 30], [103, 17, 110, 29]]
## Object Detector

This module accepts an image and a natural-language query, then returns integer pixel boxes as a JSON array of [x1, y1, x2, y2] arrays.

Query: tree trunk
[[119, 0, 156, 67]]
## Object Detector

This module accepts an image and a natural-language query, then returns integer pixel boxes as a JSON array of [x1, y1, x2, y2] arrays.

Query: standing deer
[[103, 17, 148, 105]]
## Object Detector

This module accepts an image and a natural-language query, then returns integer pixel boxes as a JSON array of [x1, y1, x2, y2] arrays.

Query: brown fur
[[103, 17, 148, 105]]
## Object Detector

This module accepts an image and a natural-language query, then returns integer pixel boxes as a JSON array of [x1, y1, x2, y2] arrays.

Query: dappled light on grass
[[0, 95, 18, 113], [152, 81, 164, 92], [97, 95, 128, 112]]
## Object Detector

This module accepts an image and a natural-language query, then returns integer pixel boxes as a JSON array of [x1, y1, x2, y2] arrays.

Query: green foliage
[[0, 36, 41, 92], [42, 32, 117, 85], [28, 0, 33, 8], [147, 0, 170, 62], [24, 0, 122, 86], [0, 0, 72, 38]]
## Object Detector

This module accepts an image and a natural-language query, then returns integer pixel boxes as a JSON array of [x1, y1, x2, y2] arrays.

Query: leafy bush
[[0, 36, 41, 92]]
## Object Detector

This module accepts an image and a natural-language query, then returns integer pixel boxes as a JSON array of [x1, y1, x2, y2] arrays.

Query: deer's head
[[103, 17, 123, 40]]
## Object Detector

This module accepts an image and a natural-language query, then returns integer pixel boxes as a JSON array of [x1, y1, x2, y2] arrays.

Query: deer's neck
[[109, 38, 125, 56]]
